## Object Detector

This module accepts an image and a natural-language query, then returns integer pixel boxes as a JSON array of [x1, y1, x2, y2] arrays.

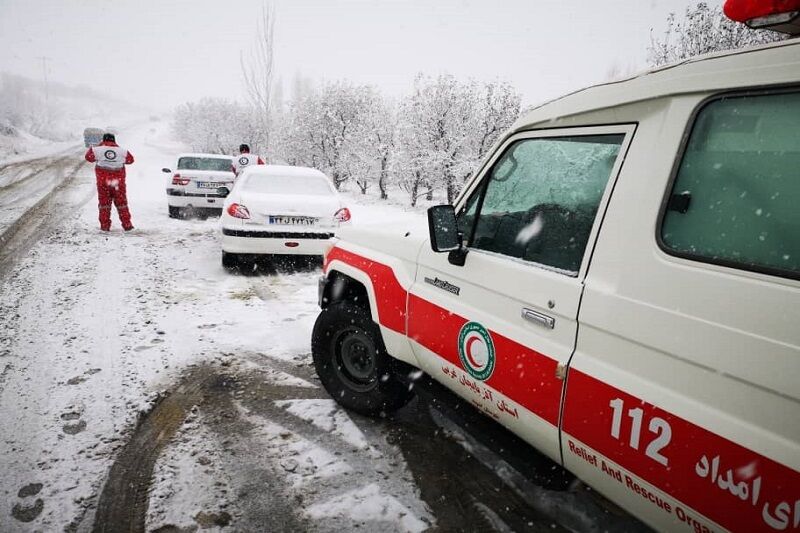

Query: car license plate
[[269, 215, 317, 225], [197, 182, 224, 189]]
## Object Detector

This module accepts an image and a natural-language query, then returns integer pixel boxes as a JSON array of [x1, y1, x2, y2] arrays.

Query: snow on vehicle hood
[[335, 217, 430, 264]]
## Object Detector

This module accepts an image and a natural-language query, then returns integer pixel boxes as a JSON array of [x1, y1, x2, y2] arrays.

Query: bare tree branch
[[240, 2, 276, 153], [647, 2, 785, 67]]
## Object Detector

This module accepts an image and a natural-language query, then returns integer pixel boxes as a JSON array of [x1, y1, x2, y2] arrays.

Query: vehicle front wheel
[[312, 302, 413, 416], [168, 205, 182, 218], [221, 251, 241, 270]]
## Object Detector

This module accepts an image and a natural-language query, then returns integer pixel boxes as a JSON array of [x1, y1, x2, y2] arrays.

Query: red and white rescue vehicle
[[312, 6, 800, 531]]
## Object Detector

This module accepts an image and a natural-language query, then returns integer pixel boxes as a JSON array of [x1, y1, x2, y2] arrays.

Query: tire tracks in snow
[[94, 344, 599, 532], [91, 346, 446, 533], [89, 334, 635, 531], [0, 144, 83, 170], [0, 153, 76, 193], [92, 366, 215, 533], [91, 362, 323, 533], [0, 156, 93, 281]]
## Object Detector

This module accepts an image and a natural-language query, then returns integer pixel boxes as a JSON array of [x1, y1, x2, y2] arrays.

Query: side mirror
[[162, 168, 171, 173], [427, 205, 468, 266], [217, 186, 230, 198]]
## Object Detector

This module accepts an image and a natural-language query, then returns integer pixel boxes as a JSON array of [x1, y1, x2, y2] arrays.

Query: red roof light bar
[[724, 0, 800, 33]]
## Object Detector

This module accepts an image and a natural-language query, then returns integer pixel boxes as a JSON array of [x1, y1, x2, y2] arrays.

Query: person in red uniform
[[231, 143, 264, 177], [84, 133, 135, 231]]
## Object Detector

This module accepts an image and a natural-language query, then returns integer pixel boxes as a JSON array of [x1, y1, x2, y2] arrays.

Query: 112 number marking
[[609, 398, 672, 466]]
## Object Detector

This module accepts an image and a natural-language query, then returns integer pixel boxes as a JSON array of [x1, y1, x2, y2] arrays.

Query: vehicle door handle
[[521, 308, 555, 330]]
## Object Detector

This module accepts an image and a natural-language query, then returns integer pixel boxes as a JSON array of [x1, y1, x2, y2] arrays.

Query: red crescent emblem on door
[[465, 336, 484, 369]]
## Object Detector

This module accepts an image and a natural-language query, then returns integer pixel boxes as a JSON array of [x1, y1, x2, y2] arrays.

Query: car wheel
[[221, 251, 240, 270], [312, 302, 413, 416], [168, 206, 182, 219]]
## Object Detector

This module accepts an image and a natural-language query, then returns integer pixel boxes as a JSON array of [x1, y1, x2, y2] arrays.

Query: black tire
[[168, 205, 182, 219], [312, 302, 413, 416], [221, 251, 240, 270]]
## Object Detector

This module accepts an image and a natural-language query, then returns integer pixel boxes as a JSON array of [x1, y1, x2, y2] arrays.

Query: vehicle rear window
[[661, 91, 800, 279], [177, 157, 232, 172], [243, 175, 334, 196]]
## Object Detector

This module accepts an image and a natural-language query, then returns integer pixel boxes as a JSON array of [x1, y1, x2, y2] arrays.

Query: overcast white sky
[[0, 0, 704, 110]]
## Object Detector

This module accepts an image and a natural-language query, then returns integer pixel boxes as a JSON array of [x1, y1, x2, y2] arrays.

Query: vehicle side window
[[456, 186, 482, 239], [464, 135, 623, 275], [661, 91, 800, 279]]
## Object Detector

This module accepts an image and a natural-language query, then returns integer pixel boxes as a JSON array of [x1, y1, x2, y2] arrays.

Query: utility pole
[[35, 55, 51, 127], [36, 55, 50, 106]]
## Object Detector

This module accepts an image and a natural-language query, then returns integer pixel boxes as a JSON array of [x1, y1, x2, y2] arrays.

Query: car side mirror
[[427, 205, 468, 266], [162, 168, 171, 173], [217, 186, 230, 198]]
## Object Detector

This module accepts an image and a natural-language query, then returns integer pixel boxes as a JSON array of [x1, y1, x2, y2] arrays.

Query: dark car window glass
[[177, 157, 232, 172], [456, 187, 482, 238], [468, 135, 623, 275], [661, 92, 800, 278]]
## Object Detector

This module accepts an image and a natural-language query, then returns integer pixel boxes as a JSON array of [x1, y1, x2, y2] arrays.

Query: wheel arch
[[322, 263, 379, 323], [322, 253, 421, 369]]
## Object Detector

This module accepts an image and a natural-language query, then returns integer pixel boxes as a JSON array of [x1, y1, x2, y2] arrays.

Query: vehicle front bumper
[[221, 227, 335, 256]]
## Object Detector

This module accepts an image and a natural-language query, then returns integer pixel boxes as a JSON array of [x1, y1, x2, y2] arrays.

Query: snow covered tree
[[647, 2, 786, 67], [394, 75, 474, 204], [273, 74, 520, 205], [280, 81, 379, 190], [370, 99, 396, 200], [241, 3, 276, 154], [172, 98, 258, 155], [395, 75, 521, 205], [346, 93, 396, 197], [474, 80, 521, 161], [394, 86, 436, 207], [0, 74, 58, 138]]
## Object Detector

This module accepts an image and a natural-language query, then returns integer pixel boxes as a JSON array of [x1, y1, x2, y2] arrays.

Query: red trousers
[[96, 168, 132, 230]]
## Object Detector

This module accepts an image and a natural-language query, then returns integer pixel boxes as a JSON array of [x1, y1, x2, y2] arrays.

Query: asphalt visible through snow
[[0, 122, 647, 532]]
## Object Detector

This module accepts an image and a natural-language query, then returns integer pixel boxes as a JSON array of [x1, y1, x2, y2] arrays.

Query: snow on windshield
[[243, 175, 334, 196], [177, 157, 231, 172]]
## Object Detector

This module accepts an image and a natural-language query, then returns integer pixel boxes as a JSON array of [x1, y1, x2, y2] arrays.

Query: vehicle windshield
[[242, 174, 333, 196], [177, 157, 232, 172]]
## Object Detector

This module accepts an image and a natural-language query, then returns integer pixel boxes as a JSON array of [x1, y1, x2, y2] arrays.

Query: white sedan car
[[219, 165, 350, 268], [163, 153, 235, 218]]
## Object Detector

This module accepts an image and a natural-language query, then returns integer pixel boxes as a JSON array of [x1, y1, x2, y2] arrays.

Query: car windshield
[[177, 157, 231, 172], [243, 174, 333, 196]]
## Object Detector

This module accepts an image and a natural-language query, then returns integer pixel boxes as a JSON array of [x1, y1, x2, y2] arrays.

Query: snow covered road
[[0, 121, 426, 532], [0, 122, 642, 533]]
